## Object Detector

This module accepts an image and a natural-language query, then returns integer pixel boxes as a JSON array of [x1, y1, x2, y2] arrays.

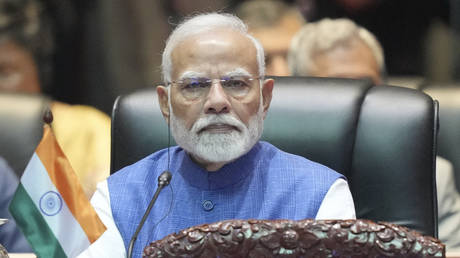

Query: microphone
[[127, 170, 172, 258]]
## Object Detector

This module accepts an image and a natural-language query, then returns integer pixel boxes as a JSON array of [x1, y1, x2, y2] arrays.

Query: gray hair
[[288, 18, 385, 76], [161, 13, 265, 84]]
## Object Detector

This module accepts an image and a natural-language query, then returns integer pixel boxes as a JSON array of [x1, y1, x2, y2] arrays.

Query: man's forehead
[[174, 28, 253, 49]]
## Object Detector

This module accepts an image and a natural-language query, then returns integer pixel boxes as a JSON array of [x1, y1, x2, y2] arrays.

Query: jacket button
[[202, 200, 214, 211]]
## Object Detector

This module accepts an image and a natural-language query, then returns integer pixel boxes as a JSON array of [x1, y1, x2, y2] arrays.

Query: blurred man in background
[[236, 0, 304, 76], [295, 0, 449, 77], [288, 17, 460, 251], [0, 0, 110, 198], [288, 18, 383, 84]]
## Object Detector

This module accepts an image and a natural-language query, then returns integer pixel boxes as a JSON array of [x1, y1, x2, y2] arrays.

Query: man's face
[[0, 39, 41, 93], [157, 29, 273, 170], [250, 14, 303, 76], [309, 39, 382, 84]]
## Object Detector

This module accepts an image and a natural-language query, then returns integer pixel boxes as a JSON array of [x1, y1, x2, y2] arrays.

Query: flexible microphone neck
[[127, 170, 172, 258]]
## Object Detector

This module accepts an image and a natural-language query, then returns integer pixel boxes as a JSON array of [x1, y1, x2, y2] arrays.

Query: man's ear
[[261, 78, 274, 118], [157, 85, 170, 124]]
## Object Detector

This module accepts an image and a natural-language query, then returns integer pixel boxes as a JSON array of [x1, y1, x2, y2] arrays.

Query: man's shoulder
[[260, 141, 343, 178]]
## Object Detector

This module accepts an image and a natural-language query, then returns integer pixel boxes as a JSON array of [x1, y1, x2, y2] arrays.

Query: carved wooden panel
[[143, 219, 445, 257]]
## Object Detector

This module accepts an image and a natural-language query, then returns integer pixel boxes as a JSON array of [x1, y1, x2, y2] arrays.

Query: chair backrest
[[0, 92, 50, 177], [111, 76, 438, 237], [424, 86, 460, 192]]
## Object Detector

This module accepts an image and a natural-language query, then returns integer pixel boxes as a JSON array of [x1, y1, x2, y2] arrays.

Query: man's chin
[[189, 138, 250, 164]]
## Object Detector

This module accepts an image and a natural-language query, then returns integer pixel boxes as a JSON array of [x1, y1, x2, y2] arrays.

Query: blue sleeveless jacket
[[107, 141, 343, 257]]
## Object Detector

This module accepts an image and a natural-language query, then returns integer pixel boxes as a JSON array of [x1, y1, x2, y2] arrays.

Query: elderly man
[[79, 13, 355, 258], [288, 17, 460, 252]]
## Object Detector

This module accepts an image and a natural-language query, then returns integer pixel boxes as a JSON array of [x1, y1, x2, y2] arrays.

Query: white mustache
[[191, 114, 245, 134]]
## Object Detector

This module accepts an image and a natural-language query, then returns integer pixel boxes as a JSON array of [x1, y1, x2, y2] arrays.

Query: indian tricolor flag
[[9, 123, 106, 258]]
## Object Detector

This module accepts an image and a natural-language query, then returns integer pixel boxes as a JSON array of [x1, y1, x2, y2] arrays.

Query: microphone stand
[[127, 171, 172, 258]]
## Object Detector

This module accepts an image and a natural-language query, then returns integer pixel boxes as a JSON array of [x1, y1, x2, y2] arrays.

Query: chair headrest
[[0, 92, 50, 177]]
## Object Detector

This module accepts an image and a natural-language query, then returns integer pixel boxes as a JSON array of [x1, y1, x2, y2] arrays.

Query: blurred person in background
[[236, 0, 304, 76], [296, 0, 450, 77], [288, 18, 383, 84], [0, 0, 110, 198], [0, 156, 32, 253], [288, 17, 460, 251]]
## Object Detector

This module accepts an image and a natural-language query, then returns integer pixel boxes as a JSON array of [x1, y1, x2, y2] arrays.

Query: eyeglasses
[[168, 76, 261, 100]]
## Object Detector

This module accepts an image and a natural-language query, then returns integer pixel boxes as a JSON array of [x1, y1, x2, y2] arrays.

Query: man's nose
[[203, 81, 231, 114]]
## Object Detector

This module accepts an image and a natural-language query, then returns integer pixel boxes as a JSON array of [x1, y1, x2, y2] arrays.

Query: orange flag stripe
[[36, 125, 106, 243]]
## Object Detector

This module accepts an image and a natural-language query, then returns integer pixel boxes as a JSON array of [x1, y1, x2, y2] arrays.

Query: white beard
[[169, 105, 264, 164]]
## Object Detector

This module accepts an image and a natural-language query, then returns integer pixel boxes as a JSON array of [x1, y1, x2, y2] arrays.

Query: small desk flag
[[8, 119, 106, 258]]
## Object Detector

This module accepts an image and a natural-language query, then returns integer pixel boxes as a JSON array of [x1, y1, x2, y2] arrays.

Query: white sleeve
[[315, 178, 356, 220], [436, 156, 460, 252], [77, 181, 126, 258]]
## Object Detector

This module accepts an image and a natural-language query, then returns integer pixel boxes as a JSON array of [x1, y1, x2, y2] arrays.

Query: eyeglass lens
[[176, 76, 256, 100]]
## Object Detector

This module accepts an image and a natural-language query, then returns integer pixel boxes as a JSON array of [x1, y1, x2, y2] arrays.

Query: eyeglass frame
[[166, 75, 264, 100]]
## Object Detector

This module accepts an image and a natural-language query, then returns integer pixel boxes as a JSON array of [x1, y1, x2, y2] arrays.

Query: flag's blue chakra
[[39, 191, 63, 216]]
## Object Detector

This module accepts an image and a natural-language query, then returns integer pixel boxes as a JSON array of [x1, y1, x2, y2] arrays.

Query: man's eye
[[223, 79, 248, 88], [183, 80, 209, 89]]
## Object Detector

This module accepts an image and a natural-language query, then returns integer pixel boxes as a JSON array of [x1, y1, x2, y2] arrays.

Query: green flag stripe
[[9, 184, 67, 258]]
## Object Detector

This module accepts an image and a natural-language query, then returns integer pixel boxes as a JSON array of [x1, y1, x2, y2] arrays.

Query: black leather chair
[[0, 92, 50, 177], [425, 86, 460, 192], [111, 76, 438, 237]]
